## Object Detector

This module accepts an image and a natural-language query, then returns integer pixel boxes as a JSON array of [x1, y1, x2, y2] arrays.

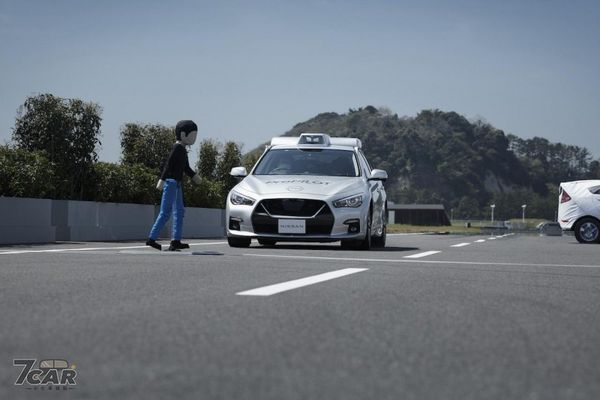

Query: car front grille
[[251, 199, 334, 235]]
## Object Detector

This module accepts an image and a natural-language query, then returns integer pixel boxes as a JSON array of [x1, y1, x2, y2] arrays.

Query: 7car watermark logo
[[13, 359, 77, 391]]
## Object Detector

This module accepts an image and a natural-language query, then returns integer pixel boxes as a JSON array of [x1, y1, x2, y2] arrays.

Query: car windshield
[[254, 149, 360, 177]]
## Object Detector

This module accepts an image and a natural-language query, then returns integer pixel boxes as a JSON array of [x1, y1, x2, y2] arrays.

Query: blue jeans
[[149, 179, 185, 241]]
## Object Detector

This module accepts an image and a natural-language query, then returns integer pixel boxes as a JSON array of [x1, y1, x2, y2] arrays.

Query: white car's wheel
[[574, 218, 600, 244], [372, 223, 386, 248], [340, 213, 372, 250], [358, 213, 372, 250]]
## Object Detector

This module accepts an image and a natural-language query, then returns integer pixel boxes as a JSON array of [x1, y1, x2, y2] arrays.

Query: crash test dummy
[[146, 120, 202, 251]]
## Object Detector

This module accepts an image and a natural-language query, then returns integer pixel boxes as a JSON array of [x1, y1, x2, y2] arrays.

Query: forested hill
[[246, 107, 599, 220]]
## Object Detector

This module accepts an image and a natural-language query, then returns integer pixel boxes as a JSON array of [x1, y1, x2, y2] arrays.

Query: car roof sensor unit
[[270, 133, 361, 148], [298, 133, 331, 146], [270, 133, 331, 147], [330, 137, 362, 149]]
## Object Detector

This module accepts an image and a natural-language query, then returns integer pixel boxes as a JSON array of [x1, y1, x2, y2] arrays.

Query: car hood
[[235, 175, 365, 198]]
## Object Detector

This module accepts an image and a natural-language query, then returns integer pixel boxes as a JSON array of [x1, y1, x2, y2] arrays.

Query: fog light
[[229, 217, 242, 231], [344, 219, 360, 234]]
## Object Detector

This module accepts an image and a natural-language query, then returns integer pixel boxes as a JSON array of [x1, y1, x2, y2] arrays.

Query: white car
[[226, 133, 388, 249], [558, 180, 600, 243]]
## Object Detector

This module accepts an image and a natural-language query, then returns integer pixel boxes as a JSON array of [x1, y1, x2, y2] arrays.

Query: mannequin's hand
[[192, 174, 202, 185], [156, 179, 165, 191]]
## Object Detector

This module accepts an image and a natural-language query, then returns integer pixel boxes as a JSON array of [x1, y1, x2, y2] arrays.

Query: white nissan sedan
[[226, 133, 388, 250]]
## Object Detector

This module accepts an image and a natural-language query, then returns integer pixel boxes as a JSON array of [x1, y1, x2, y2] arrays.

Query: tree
[[587, 160, 600, 179], [216, 141, 242, 203], [120, 123, 174, 172], [12, 93, 102, 199], [455, 197, 481, 220], [242, 148, 263, 172], [197, 139, 220, 180], [0, 145, 56, 198]]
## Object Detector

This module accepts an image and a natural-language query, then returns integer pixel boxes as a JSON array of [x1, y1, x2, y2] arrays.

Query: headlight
[[230, 191, 255, 206], [333, 194, 363, 208]]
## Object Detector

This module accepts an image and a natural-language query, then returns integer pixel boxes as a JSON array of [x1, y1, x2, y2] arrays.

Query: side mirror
[[230, 166, 248, 178], [369, 169, 388, 182]]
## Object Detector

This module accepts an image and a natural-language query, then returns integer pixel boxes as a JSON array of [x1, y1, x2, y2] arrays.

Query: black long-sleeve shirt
[[160, 143, 196, 182]]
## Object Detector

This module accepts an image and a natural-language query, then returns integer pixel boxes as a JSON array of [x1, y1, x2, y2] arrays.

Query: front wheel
[[341, 213, 372, 250], [372, 224, 386, 248], [227, 237, 251, 248], [574, 217, 600, 244]]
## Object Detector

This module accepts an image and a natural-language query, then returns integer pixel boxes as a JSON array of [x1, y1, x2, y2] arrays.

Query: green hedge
[[0, 146, 57, 198], [91, 162, 160, 204], [0, 146, 227, 208]]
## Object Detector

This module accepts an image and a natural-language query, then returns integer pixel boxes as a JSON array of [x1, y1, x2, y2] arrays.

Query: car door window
[[357, 151, 371, 177], [589, 186, 600, 195]]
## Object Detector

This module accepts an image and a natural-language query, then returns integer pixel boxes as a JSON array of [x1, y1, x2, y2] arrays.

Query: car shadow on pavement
[[368, 246, 420, 252], [252, 244, 419, 252]]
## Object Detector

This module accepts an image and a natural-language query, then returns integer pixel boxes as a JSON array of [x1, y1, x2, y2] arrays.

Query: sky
[[1, 0, 599, 164]]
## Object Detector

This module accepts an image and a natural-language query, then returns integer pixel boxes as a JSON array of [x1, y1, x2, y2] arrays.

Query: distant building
[[388, 203, 451, 226]]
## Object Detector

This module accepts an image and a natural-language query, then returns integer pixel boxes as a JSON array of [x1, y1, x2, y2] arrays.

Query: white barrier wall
[[0, 197, 225, 244]]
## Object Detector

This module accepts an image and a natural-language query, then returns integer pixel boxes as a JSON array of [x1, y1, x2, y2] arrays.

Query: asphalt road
[[1, 233, 599, 400]]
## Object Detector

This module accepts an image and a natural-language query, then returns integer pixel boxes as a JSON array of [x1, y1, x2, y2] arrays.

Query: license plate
[[278, 219, 306, 234]]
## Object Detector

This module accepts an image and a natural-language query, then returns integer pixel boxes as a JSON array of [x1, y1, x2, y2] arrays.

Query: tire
[[341, 212, 373, 250], [357, 212, 373, 250], [227, 236, 251, 248], [258, 239, 276, 246], [372, 223, 386, 248], [574, 217, 600, 244]]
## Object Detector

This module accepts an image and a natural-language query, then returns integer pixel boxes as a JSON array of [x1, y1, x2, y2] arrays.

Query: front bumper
[[226, 197, 369, 242]]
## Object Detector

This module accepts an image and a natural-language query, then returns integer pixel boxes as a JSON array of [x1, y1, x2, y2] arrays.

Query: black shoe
[[169, 240, 190, 250], [146, 239, 162, 251]]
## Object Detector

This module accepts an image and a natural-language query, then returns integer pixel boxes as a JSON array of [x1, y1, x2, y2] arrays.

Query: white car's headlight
[[333, 194, 363, 208], [230, 191, 255, 206]]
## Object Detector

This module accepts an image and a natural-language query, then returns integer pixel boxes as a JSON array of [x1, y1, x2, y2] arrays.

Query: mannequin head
[[176, 120, 198, 145]]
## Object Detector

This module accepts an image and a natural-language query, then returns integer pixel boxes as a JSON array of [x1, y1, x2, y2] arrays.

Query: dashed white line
[[0, 242, 228, 255], [242, 253, 600, 269], [236, 268, 368, 296], [475, 239, 486, 243], [451, 243, 471, 248], [403, 250, 441, 259]]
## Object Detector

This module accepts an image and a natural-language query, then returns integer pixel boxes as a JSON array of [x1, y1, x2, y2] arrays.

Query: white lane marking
[[451, 243, 470, 248], [488, 237, 497, 240], [236, 268, 368, 296], [242, 253, 600, 269], [0, 242, 228, 255], [403, 251, 441, 259], [475, 239, 486, 243]]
